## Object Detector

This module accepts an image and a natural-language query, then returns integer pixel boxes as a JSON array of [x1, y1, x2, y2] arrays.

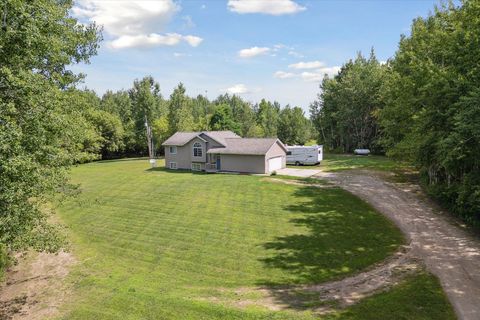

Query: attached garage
[[207, 138, 287, 174], [267, 156, 283, 172]]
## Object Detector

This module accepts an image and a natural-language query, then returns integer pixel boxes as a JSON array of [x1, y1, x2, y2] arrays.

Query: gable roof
[[200, 131, 240, 146], [207, 138, 286, 155], [162, 131, 239, 146]]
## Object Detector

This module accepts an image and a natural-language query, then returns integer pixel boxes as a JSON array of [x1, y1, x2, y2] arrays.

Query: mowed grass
[[57, 159, 406, 319], [327, 272, 456, 320], [288, 153, 411, 173]]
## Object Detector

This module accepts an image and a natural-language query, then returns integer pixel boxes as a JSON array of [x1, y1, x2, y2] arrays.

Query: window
[[169, 146, 177, 154], [191, 163, 201, 171], [169, 162, 177, 169], [286, 151, 292, 155], [193, 142, 203, 157]]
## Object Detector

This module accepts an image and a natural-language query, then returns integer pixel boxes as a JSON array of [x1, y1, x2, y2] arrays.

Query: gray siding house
[[162, 131, 287, 174]]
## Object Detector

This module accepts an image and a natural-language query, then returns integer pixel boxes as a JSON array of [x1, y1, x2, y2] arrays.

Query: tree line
[[310, 1, 480, 225], [69, 80, 314, 160]]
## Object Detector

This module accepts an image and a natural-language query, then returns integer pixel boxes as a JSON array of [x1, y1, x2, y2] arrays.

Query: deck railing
[[205, 163, 217, 171]]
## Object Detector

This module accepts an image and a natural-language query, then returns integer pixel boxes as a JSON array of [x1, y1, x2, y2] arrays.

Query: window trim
[[169, 162, 177, 170], [193, 142, 203, 157], [169, 146, 177, 154], [191, 163, 202, 171]]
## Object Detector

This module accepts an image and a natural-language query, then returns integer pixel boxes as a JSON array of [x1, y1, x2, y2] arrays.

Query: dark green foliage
[[129, 76, 164, 154], [87, 85, 311, 157], [256, 99, 280, 137], [0, 0, 101, 253], [310, 51, 386, 153], [278, 106, 312, 145], [168, 82, 195, 134], [311, 0, 480, 224], [379, 0, 480, 224], [209, 104, 241, 133]]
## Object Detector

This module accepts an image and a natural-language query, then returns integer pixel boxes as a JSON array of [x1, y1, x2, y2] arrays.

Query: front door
[[216, 156, 221, 170]]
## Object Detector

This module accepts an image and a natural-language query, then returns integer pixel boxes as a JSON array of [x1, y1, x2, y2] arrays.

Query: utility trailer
[[286, 145, 323, 166]]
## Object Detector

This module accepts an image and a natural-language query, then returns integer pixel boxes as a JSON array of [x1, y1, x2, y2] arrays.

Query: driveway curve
[[316, 170, 480, 320]]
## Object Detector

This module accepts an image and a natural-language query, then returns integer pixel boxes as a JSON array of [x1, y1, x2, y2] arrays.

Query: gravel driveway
[[276, 168, 321, 178], [317, 170, 480, 320]]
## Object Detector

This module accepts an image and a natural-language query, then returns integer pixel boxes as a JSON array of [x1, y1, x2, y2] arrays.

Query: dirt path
[[316, 170, 480, 320], [0, 251, 75, 320]]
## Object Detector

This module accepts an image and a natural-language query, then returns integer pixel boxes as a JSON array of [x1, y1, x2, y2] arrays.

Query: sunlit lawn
[[55, 159, 448, 319], [288, 153, 412, 173]]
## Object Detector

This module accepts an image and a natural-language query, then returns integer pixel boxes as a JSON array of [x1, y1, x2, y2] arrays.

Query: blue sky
[[72, 0, 442, 111]]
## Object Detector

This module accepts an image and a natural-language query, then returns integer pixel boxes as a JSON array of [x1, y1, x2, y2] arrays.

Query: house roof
[[207, 138, 285, 155], [202, 131, 240, 146], [161, 131, 239, 146], [162, 131, 286, 156]]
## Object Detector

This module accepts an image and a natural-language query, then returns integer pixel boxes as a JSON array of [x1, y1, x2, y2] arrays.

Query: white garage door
[[268, 156, 283, 172]]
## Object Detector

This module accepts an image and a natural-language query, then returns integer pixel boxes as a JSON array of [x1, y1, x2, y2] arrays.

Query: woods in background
[[73, 80, 314, 160], [310, 50, 386, 154], [311, 1, 480, 224]]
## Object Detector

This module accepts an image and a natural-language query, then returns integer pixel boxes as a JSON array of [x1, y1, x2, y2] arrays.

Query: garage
[[268, 156, 283, 172]]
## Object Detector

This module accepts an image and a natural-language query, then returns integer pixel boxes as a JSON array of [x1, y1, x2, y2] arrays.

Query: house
[[161, 131, 287, 174]]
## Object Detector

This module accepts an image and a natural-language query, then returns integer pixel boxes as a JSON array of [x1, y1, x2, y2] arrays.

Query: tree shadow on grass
[[256, 185, 400, 310]]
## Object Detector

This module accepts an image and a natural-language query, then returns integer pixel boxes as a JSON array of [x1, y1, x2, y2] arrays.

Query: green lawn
[[327, 272, 456, 320], [288, 153, 411, 173], [55, 159, 449, 319]]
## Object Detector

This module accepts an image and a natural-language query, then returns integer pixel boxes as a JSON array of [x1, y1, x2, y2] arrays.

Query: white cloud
[[289, 60, 325, 69], [183, 35, 203, 47], [173, 52, 191, 58], [274, 71, 295, 79], [228, 0, 306, 15], [238, 46, 270, 58], [301, 72, 323, 82], [288, 50, 304, 58], [224, 84, 256, 95], [108, 33, 202, 50], [73, 0, 203, 49], [301, 66, 341, 82]]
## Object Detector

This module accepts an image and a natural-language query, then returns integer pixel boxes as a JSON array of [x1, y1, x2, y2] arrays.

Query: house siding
[[163, 132, 286, 174], [164, 137, 208, 170], [265, 142, 287, 173], [220, 154, 266, 174]]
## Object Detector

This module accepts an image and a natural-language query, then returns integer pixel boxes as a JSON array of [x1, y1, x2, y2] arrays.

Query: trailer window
[[286, 151, 292, 155]]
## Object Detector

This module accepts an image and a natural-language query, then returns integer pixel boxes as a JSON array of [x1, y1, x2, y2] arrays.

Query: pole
[[145, 116, 156, 168]]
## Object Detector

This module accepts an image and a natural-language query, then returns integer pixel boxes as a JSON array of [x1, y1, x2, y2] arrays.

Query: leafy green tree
[[101, 90, 136, 154], [379, 0, 480, 223], [256, 99, 279, 137], [129, 76, 163, 154], [0, 0, 100, 259], [0, 0, 101, 243], [152, 116, 170, 152], [278, 106, 311, 145], [310, 51, 386, 152], [209, 104, 241, 133], [214, 94, 257, 136], [168, 83, 195, 133]]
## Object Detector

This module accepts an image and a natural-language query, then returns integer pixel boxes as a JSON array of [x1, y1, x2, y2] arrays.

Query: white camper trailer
[[286, 145, 323, 166]]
